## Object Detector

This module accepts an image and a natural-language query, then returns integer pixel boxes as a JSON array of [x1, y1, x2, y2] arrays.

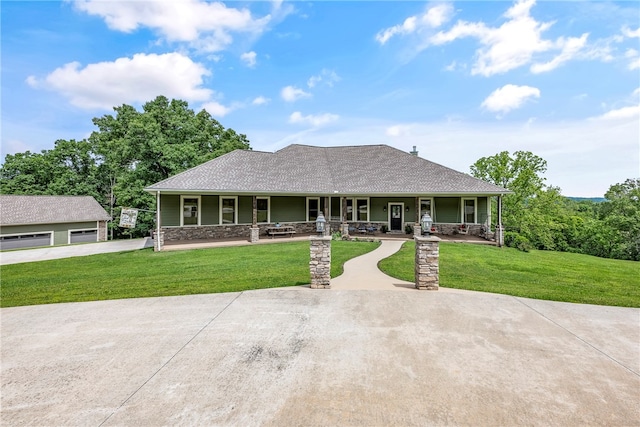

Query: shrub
[[505, 231, 532, 252]]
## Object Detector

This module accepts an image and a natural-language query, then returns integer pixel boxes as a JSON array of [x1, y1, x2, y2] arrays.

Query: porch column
[[154, 190, 163, 252], [324, 196, 330, 233], [341, 196, 349, 237], [250, 196, 259, 243], [496, 195, 504, 247], [414, 196, 421, 236]]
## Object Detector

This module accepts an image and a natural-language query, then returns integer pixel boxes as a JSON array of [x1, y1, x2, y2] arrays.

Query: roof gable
[[145, 144, 509, 195], [0, 195, 111, 226]]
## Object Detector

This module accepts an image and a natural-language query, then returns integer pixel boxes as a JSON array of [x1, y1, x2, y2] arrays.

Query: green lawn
[[1, 240, 379, 308], [379, 242, 640, 307]]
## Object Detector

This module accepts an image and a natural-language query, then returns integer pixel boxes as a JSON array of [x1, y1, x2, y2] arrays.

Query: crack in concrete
[[513, 296, 639, 378], [98, 292, 244, 426]]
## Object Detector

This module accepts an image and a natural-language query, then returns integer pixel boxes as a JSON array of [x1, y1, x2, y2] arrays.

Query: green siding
[[160, 195, 180, 226], [434, 197, 460, 223], [238, 196, 253, 224], [1, 222, 97, 245], [271, 196, 305, 222], [201, 196, 219, 225], [477, 197, 488, 225]]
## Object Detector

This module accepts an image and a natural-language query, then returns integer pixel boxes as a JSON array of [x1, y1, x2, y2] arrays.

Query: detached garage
[[0, 195, 111, 250]]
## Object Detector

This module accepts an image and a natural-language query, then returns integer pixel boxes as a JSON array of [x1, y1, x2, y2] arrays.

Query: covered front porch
[[153, 193, 505, 250]]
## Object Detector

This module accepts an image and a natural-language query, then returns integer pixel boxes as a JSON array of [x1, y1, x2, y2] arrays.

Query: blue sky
[[2, 0, 639, 197]]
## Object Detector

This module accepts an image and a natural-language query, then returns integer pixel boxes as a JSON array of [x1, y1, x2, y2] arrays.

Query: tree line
[[471, 151, 640, 261], [0, 96, 251, 238]]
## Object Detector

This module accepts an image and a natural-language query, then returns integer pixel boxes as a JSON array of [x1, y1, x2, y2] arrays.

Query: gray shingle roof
[[0, 195, 111, 226], [145, 144, 509, 195]]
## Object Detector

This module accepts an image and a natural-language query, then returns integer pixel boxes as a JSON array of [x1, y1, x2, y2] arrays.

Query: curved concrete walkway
[[331, 239, 415, 290]]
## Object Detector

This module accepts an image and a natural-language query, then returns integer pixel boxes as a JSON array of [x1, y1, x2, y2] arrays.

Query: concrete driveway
[[2, 289, 638, 426]]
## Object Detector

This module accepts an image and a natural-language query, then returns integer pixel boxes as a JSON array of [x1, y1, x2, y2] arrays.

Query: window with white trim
[[307, 197, 320, 221], [181, 196, 200, 226], [420, 198, 433, 220], [221, 197, 237, 224], [356, 198, 369, 221], [345, 199, 354, 221], [462, 198, 476, 224], [257, 197, 269, 223]]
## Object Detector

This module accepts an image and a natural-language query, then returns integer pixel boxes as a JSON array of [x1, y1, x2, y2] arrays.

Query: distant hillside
[[568, 197, 606, 203]]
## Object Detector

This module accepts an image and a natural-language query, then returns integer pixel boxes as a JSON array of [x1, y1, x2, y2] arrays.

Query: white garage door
[[70, 230, 98, 244], [0, 233, 52, 250]]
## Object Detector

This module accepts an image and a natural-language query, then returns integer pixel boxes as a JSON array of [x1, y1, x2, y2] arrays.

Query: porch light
[[421, 213, 433, 235], [316, 212, 326, 235]]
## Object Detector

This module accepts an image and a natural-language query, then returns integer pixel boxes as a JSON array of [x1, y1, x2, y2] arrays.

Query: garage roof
[[0, 195, 111, 226]]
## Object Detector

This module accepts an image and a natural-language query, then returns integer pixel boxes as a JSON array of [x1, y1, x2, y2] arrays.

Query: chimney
[[410, 146, 418, 156]]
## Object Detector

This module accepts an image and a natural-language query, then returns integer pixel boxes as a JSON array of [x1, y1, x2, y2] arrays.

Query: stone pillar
[[310, 236, 331, 289], [250, 227, 260, 243], [413, 223, 421, 237], [154, 231, 165, 252], [414, 235, 440, 290], [341, 223, 349, 238]]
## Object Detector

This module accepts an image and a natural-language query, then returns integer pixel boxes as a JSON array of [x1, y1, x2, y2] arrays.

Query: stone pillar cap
[[414, 235, 441, 242], [309, 235, 332, 241]]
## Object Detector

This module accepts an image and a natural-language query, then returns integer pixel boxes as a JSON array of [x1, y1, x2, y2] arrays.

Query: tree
[[470, 151, 547, 231], [598, 179, 640, 260], [0, 139, 99, 197], [89, 96, 251, 237]]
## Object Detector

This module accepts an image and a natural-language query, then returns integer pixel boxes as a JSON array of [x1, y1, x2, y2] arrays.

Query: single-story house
[[0, 195, 111, 250], [145, 144, 509, 247]]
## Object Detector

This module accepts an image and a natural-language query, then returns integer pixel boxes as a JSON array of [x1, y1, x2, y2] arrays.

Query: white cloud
[[595, 105, 640, 121], [622, 26, 640, 38], [431, 0, 559, 76], [375, 3, 453, 44], [201, 101, 233, 117], [481, 84, 541, 115], [252, 96, 270, 105], [73, 0, 271, 52], [26, 53, 212, 110], [428, 0, 600, 76], [281, 85, 311, 102], [625, 49, 640, 70], [386, 125, 411, 137], [3, 139, 33, 155], [531, 33, 589, 73], [240, 51, 257, 67], [289, 111, 339, 127], [307, 69, 341, 88]]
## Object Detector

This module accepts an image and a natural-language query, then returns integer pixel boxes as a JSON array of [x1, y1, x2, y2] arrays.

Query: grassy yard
[[1, 240, 379, 308], [379, 242, 640, 307]]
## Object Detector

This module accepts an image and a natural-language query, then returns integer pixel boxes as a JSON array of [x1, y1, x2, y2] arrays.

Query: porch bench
[[266, 226, 296, 238]]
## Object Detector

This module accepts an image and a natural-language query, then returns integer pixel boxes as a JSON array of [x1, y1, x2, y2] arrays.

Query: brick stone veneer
[[414, 235, 440, 290], [310, 236, 331, 289], [161, 222, 319, 241]]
